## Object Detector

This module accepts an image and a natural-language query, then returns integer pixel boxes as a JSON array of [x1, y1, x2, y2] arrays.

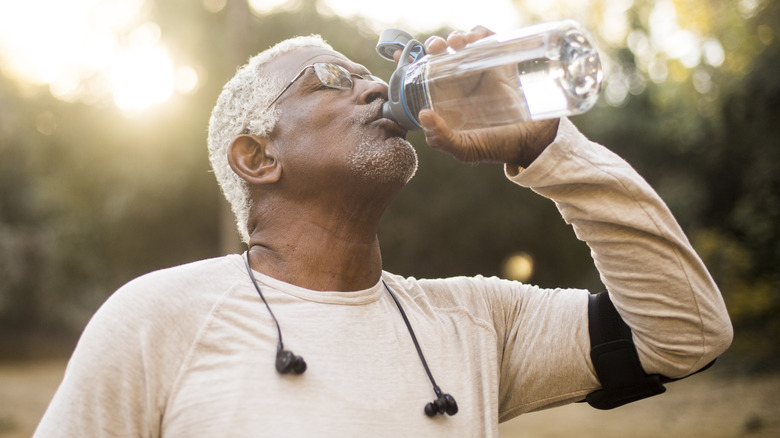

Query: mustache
[[354, 98, 386, 125]]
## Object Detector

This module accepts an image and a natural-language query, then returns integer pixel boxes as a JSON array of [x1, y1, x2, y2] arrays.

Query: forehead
[[263, 46, 364, 77]]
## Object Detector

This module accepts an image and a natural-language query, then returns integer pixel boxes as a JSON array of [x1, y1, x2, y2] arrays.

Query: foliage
[[0, 77, 221, 334], [0, 0, 778, 370], [569, 0, 780, 371], [695, 38, 780, 372]]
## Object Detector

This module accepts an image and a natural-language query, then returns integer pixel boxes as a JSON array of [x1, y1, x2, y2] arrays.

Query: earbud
[[424, 393, 458, 417], [276, 349, 307, 374], [245, 253, 308, 376], [246, 253, 456, 416]]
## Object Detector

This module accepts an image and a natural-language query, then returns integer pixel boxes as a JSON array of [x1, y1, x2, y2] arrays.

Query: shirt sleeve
[[505, 117, 733, 379], [33, 271, 211, 438]]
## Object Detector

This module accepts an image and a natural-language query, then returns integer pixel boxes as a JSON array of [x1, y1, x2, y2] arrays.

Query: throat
[[247, 234, 383, 292]]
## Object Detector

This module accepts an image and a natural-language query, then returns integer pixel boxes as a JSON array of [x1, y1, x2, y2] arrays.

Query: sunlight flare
[[0, 0, 194, 112]]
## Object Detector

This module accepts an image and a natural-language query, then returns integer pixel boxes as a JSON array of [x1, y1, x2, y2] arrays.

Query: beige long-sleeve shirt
[[35, 118, 732, 437]]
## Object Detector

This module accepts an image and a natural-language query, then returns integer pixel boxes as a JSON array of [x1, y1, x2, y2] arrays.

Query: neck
[[246, 203, 386, 292]]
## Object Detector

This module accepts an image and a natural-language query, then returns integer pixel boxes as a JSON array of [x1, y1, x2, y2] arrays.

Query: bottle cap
[[376, 29, 415, 61]]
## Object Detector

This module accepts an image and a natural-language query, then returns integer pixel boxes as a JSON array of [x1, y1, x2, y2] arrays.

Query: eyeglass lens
[[313, 63, 354, 90]]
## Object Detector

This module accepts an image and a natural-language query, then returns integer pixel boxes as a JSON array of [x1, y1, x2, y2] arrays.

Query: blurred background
[[0, 0, 778, 436]]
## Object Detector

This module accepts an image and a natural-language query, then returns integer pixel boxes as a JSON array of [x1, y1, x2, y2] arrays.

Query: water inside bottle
[[426, 62, 534, 131], [413, 26, 601, 131]]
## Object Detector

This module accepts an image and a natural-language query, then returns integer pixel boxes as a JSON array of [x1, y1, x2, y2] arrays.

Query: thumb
[[419, 109, 480, 162], [419, 109, 456, 152]]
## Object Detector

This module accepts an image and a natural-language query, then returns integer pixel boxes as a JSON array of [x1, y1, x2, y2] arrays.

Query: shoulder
[[67, 254, 250, 386], [386, 272, 526, 300], [383, 271, 589, 323], [118, 254, 246, 296], [382, 272, 531, 318], [36, 255, 249, 435], [82, 254, 248, 347], [108, 254, 246, 312]]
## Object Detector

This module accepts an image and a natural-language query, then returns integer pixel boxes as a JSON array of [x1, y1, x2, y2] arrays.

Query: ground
[[2, 359, 778, 437]]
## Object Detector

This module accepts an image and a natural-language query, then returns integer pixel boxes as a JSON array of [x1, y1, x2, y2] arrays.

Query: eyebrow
[[352, 64, 373, 77], [315, 56, 372, 77], [331, 61, 370, 77]]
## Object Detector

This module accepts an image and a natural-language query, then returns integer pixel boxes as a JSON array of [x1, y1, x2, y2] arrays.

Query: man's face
[[262, 47, 417, 193]]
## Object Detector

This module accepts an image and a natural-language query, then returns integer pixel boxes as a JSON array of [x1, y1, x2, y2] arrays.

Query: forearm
[[507, 118, 733, 378]]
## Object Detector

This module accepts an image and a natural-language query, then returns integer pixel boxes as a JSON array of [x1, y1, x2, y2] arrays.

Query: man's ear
[[227, 134, 282, 185]]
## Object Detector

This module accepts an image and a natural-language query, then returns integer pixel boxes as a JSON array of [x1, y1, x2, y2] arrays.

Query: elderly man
[[36, 27, 732, 437]]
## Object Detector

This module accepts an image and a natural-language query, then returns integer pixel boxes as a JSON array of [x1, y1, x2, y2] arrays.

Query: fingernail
[[418, 110, 433, 128]]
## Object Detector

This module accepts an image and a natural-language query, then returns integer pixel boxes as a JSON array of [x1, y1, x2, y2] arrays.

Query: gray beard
[[347, 135, 418, 185]]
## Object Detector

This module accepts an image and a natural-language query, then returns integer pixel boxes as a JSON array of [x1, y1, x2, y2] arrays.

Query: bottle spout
[[376, 28, 427, 131], [383, 99, 421, 131], [382, 101, 394, 122]]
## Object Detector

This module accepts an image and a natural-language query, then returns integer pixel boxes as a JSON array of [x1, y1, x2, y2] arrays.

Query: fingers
[[419, 109, 450, 145], [420, 25, 499, 59], [468, 25, 495, 40], [447, 26, 495, 50], [445, 31, 468, 51], [424, 25, 495, 55], [419, 109, 482, 162], [424, 35, 448, 55], [419, 109, 459, 155], [392, 48, 417, 64], [396, 32, 453, 63], [419, 108, 558, 166]]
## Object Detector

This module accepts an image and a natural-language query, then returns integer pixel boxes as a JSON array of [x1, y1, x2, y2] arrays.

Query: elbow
[[705, 316, 734, 363], [668, 285, 735, 377], [639, 314, 734, 379], [681, 318, 733, 378], [694, 299, 734, 371]]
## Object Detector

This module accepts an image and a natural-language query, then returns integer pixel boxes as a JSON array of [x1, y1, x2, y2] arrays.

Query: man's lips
[[365, 101, 408, 137], [372, 116, 408, 137]]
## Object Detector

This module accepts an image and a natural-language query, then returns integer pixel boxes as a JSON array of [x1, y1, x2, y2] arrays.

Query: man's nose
[[356, 79, 388, 105]]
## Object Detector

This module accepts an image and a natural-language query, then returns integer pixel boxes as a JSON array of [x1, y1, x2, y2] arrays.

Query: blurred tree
[[694, 33, 780, 372], [0, 0, 778, 372], [0, 77, 50, 334], [526, 0, 780, 370]]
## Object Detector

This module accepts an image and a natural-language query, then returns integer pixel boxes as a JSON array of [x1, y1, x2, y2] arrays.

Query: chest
[[161, 294, 501, 437]]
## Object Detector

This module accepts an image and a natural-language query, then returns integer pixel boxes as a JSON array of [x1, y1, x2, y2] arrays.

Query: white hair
[[207, 35, 333, 243]]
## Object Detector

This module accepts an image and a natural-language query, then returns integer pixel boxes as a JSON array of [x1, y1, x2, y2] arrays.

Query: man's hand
[[419, 109, 559, 168], [398, 26, 560, 168]]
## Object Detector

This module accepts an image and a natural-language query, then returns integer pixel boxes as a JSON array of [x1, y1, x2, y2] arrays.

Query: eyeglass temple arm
[[264, 65, 313, 110]]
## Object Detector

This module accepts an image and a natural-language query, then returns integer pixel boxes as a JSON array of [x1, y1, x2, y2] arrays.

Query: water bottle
[[376, 20, 603, 132]]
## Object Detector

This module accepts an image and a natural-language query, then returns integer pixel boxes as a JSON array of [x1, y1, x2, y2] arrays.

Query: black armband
[[583, 292, 716, 409], [584, 292, 666, 409]]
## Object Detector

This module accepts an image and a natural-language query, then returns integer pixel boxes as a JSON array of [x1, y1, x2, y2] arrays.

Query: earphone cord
[[382, 279, 443, 398], [244, 252, 442, 397], [244, 251, 285, 352]]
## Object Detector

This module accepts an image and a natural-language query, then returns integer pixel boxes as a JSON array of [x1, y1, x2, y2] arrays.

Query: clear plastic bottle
[[377, 20, 603, 131]]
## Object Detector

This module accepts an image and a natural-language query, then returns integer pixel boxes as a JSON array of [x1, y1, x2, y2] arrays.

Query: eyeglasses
[[265, 62, 386, 110]]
